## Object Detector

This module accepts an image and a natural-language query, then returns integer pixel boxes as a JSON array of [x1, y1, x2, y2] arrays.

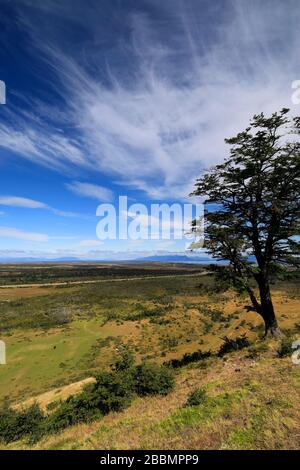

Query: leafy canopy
[[192, 109, 300, 283]]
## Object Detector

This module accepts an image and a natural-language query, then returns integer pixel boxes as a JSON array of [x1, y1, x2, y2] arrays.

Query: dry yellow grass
[[13, 377, 96, 412], [0, 286, 59, 299]]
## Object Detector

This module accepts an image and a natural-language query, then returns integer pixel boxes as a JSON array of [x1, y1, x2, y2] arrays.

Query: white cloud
[[0, 195, 83, 218], [0, 0, 299, 201], [0, 120, 85, 173], [0, 196, 47, 209], [50, 208, 85, 218], [66, 181, 114, 202], [124, 208, 191, 238], [0, 226, 49, 242]]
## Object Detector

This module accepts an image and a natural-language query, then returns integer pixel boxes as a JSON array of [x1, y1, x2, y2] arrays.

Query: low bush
[[164, 350, 211, 368], [185, 388, 207, 407], [134, 362, 175, 396], [113, 347, 135, 372], [0, 352, 175, 444], [46, 368, 136, 434], [217, 334, 249, 357], [125, 304, 171, 321], [45, 390, 102, 433], [0, 402, 44, 444], [93, 370, 136, 413], [277, 336, 294, 358], [199, 305, 227, 323]]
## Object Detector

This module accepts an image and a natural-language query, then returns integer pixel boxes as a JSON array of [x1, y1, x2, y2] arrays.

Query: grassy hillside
[[0, 266, 299, 449], [2, 347, 299, 450]]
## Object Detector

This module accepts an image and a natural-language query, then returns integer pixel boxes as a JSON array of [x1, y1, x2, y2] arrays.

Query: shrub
[[164, 350, 211, 368], [113, 347, 135, 372], [0, 353, 176, 443], [0, 402, 44, 444], [92, 370, 135, 413], [16, 403, 44, 442], [46, 369, 135, 433], [0, 403, 19, 443], [185, 388, 207, 407], [199, 305, 227, 322], [218, 334, 249, 357], [277, 337, 294, 358], [45, 390, 102, 433], [134, 362, 175, 396], [46, 361, 174, 433]]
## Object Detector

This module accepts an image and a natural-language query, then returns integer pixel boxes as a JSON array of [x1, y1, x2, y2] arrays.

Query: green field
[[0, 268, 213, 402]]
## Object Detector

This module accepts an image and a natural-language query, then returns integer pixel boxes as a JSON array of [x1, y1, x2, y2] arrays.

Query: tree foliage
[[192, 109, 300, 336]]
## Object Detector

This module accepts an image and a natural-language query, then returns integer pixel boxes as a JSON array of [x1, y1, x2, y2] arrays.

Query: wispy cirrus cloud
[[0, 226, 48, 242], [0, 195, 83, 218], [0, 196, 47, 209], [0, 118, 86, 173], [66, 182, 114, 202], [0, 0, 299, 201]]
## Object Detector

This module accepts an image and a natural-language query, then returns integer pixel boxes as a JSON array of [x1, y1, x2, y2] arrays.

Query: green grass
[[159, 389, 247, 433], [0, 318, 119, 402]]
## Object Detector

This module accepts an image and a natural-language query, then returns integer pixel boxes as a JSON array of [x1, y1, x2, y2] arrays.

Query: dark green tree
[[192, 109, 299, 337]]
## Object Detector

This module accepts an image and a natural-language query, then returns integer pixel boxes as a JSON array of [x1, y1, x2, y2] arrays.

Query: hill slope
[[3, 345, 299, 450]]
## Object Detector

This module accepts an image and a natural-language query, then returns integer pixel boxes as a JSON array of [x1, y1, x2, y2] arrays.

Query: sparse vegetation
[[218, 335, 250, 357], [185, 388, 207, 407], [0, 264, 299, 449], [164, 350, 211, 368], [277, 336, 295, 358]]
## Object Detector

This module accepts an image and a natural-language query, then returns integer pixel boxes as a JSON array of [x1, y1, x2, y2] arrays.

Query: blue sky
[[0, 0, 299, 260]]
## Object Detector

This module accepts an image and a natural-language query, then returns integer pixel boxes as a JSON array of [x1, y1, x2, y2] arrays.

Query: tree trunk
[[258, 276, 281, 338], [245, 284, 262, 315]]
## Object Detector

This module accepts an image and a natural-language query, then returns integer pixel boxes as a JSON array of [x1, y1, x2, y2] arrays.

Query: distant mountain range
[[0, 254, 220, 264], [134, 254, 215, 263]]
